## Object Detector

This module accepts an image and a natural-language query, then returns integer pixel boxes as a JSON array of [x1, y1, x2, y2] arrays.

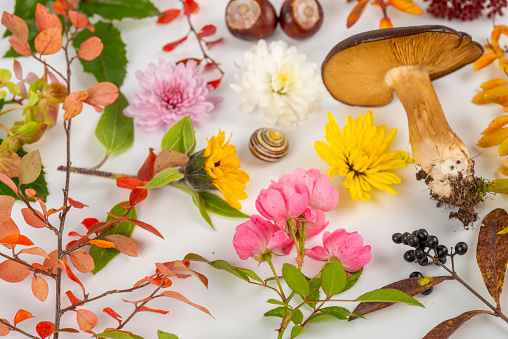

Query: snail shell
[[249, 128, 289, 162]]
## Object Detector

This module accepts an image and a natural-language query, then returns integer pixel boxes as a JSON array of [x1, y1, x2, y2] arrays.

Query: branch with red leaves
[[159, 0, 224, 89]]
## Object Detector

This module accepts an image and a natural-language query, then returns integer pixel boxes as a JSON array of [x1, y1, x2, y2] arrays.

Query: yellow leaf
[[481, 116, 508, 135], [473, 54, 499, 71], [491, 178, 508, 194], [500, 138, 508, 156], [478, 127, 508, 148], [484, 86, 508, 106], [386, 0, 423, 14], [89, 239, 115, 249], [499, 58, 508, 73], [491, 25, 508, 46], [480, 79, 508, 90], [500, 164, 508, 176], [379, 17, 393, 29], [347, 0, 370, 28], [473, 91, 490, 105]]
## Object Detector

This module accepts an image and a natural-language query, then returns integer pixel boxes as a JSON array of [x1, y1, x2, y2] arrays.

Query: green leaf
[[282, 264, 310, 298], [321, 260, 347, 296], [267, 299, 286, 306], [79, 0, 161, 20], [198, 191, 249, 218], [157, 331, 178, 339], [491, 179, 508, 194], [291, 309, 304, 325], [344, 268, 363, 292], [320, 306, 359, 320], [73, 21, 127, 87], [264, 307, 289, 319], [307, 313, 337, 323], [161, 116, 196, 155], [233, 267, 264, 283], [307, 277, 321, 308], [18, 150, 41, 185], [95, 92, 134, 156], [179, 185, 214, 229], [0, 145, 48, 201], [291, 325, 306, 338], [183, 253, 210, 263], [356, 289, 423, 307], [139, 168, 183, 189], [94, 330, 142, 338], [89, 202, 136, 274], [209, 260, 249, 282]]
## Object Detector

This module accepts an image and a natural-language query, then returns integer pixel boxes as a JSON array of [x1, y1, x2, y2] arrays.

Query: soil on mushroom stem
[[416, 169, 483, 228]]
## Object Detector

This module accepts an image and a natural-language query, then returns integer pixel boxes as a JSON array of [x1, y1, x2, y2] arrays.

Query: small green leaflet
[[94, 330, 143, 339], [267, 299, 286, 306], [233, 266, 263, 283], [95, 92, 134, 156], [198, 191, 249, 218], [291, 325, 306, 338], [321, 260, 347, 297], [79, 0, 160, 20], [73, 21, 127, 87], [89, 202, 137, 274], [282, 264, 310, 298], [140, 168, 183, 189], [161, 116, 196, 155], [183, 253, 262, 283], [356, 289, 423, 307], [157, 331, 178, 339], [176, 184, 214, 229]]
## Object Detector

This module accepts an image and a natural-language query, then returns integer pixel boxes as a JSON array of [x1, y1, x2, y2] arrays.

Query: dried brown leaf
[[154, 150, 189, 173], [423, 310, 493, 339], [104, 234, 137, 257]]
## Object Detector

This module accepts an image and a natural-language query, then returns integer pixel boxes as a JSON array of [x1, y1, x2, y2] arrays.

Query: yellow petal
[[484, 87, 508, 106], [481, 116, 508, 135], [473, 53, 498, 71], [500, 164, 508, 176], [500, 138, 508, 156], [386, 0, 423, 14], [473, 91, 490, 105], [480, 79, 508, 90], [491, 25, 508, 46], [478, 127, 508, 148]]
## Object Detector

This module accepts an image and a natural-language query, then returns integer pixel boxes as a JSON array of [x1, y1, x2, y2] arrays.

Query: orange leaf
[[89, 239, 115, 249], [1, 12, 28, 42], [19, 247, 51, 260], [155, 263, 177, 277], [25, 188, 37, 199], [0, 260, 31, 283], [104, 234, 137, 257], [35, 3, 61, 32], [0, 234, 33, 246], [76, 309, 98, 334], [158, 9, 181, 24], [379, 17, 393, 29], [145, 275, 172, 288], [47, 205, 67, 216], [34, 27, 62, 55], [14, 309, 34, 325], [473, 53, 499, 71], [68, 10, 89, 29], [53, 328, 80, 334], [127, 218, 164, 239], [69, 251, 95, 273], [68, 197, 88, 209], [386, 0, 423, 14], [173, 260, 208, 288], [484, 86, 508, 106], [491, 25, 508, 46], [32, 275, 49, 302], [347, 0, 370, 28], [77, 36, 103, 61], [0, 319, 10, 336], [139, 306, 169, 314], [43, 250, 66, 275], [0, 173, 18, 195], [0, 196, 15, 224], [21, 208, 46, 228], [87, 220, 114, 235], [103, 307, 122, 325], [163, 36, 188, 52], [0, 218, 19, 250], [66, 290, 82, 305], [159, 291, 214, 318], [8, 35, 32, 56], [36, 321, 54, 339], [481, 79, 508, 90], [117, 177, 145, 189], [473, 90, 490, 105], [129, 188, 148, 206], [62, 261, 85, 296], [478, 127, 508, 148], [481, 116, 508, 135], [183, 0, 199, 16], [85, 82, 119, 107], [63, 90, 88, 120]]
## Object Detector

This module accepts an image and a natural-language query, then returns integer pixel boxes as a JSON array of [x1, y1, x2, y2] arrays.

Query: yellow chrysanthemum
[[314, 111, 408, 201], [204, 130, 250, 209]]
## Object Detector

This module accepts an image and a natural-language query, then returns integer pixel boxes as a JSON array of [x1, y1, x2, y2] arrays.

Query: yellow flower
[[314, 111, 408, 201], [204, 130, 249, 209]]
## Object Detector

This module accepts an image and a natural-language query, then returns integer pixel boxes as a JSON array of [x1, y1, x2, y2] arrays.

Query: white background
[[1, 0, 508, 338]]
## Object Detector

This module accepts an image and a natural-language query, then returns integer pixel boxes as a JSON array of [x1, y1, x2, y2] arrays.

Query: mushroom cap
[[321, 25, 484, 107]]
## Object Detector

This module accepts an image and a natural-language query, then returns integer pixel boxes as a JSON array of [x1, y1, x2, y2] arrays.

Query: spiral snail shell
[[249, 128, 289, 162]]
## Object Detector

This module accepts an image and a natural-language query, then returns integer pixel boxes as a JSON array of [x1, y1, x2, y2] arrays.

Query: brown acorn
[[279, 0, 323, 40], [225, 0, 277, 41]]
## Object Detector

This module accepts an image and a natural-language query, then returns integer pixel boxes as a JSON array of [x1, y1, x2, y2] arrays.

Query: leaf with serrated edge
[[199, 191, 249, 218], [139, 168, 183, 189], [79, 0, 160, 20], [321, 260, 347, 296], [476, 208, 508, 307], [422, 310, 493, 339]]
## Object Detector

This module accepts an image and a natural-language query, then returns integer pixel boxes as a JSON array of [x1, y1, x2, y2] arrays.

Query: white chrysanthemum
[[231, 40, 326, 127]]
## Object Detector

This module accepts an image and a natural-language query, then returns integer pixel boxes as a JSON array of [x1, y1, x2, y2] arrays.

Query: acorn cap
[[321, 25, 484, 107]]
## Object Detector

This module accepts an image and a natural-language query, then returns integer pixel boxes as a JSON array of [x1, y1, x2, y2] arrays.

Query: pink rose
[[305, 229, 371, 272], [279, 168, 338, 212], [300, 207, 328, 237], [255, 180, 309, 228], [233, 215, 292, 261]]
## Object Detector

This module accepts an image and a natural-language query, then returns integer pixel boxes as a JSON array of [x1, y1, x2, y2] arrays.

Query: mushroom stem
[[385, 65, 473, 197]]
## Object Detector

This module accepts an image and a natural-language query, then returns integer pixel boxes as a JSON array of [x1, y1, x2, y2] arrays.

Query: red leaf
[[129, 188, 148, 206], [69, 251, 95, 273], [0, 234, 33, 246], [138, 148, 156, 181], [197, 24, 216, 40], [34, 27, 62, 55], [68, 231, 89, 239], [127, 218, 164, 239], [36, 321, 54, 339], [85, 82, 119, 107], [63, 90, 88, 120], [0, 319, 10, 336], [76, 309, 98, 334], [21, 208, 46, 228], [52, 0, 70, 16], [66, 291, 82, 305], [14, 309, 34, 325], [177, 58, 201, 66], [159, 291, 213, 318], [173, 260, 208, 288], [77, 36, 103, 61], [82, 218, 99, 230], [103, 307, 122, 325], [32, 275, 49, 301], [158, 9, 181, 24], [66, 240, 80, 251], [139, 306, 169, 315], [68, 10, 89, 29], [347, 0, 370, 28], [1, 12, 29, 42], [183, 0, 199, 16], [145, 275, 172, 288], [205, 37, 223, 48], [117, 177, 145, 190], [62, 261, 85, 296], [47, 205, 67, 217], [163, 36, 187, 52], [86, 220, 114, 235], [0, 260, 31, 283], [19, 247, 51, 260], [0, 196, 15, 224], [68, 197, 88, 209], [35, 3, 62, 32], [207, 78, 222, 90], [104, 234, 137, 257]]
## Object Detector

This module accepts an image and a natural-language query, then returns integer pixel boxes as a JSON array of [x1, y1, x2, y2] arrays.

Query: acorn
[[225, 0, 277, 41], [279, 0, 323, 40], [249, 128, 289, 162]]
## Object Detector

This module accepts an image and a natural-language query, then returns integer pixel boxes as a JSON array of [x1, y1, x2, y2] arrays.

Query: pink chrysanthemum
[[124, 59, 221, 131]]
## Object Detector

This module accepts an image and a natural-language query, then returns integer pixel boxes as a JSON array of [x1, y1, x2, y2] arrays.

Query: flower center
[[162, 88, 183, 108], [347, 149, 372, 175], [271, 66, 294, 94]]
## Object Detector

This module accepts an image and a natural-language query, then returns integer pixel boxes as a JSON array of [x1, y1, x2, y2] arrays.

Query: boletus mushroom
[[321, 25, 484, 226]]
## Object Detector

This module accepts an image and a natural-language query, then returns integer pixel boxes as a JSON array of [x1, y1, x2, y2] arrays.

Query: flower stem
[[56, 165, 135, 179], [266, 256, 286, 301]]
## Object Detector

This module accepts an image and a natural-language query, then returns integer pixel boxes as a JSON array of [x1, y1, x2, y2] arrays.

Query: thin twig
[[57, 165, 135, 180], [0, 319, 38, 339], [0, 252, 56, 278]]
